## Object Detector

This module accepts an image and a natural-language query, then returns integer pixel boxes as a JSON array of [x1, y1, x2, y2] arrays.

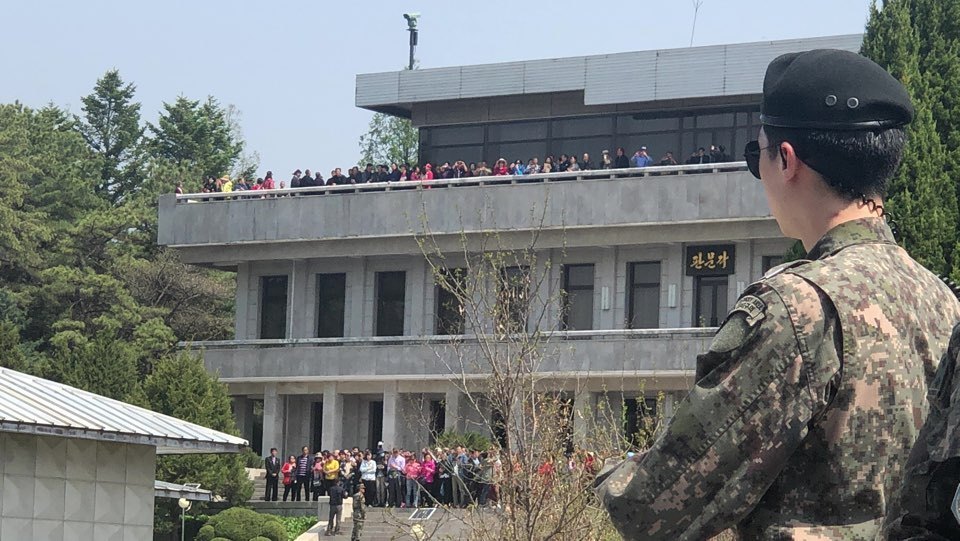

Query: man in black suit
[[264, 448, 281, 501]]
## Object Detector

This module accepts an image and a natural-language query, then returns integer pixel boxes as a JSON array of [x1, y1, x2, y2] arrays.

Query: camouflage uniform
[[351, 491, 365, 541], [598, 218, 960, 540], [882, 323, 960, 540]]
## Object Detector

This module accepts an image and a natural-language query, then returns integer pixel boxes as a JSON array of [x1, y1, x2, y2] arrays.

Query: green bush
[[259, 521, 286, 541], [196, 524, 216, 541], [275, 516, 317, 539], [250, 538, 272, 541], [210, 538, 231, 541], [197, 507, 286, 541]]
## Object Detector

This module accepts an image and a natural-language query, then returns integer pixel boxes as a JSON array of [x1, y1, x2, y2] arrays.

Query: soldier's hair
[[762, 126, 906, 200]]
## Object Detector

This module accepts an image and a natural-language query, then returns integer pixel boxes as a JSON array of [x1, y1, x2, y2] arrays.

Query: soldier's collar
[[804, 217, 897, 260]]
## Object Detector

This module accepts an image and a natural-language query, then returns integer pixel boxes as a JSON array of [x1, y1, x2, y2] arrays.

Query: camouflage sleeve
[[882, 323, 960, 541], [598, 278, 841, 540]]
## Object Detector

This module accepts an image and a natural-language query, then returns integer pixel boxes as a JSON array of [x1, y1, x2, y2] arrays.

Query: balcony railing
[[175, 163, 748, 203]]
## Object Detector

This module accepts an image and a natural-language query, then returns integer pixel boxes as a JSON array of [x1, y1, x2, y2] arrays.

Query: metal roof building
[[0, 366, 247, 454]]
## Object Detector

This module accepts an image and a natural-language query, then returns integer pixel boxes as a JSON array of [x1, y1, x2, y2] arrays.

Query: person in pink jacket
[[404, 454, 422, 508], [420, 452, 437, 505]]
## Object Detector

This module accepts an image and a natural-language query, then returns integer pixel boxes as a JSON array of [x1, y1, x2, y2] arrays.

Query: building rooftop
[[0, 367, 248, 454], [356, 34, 863, 117]]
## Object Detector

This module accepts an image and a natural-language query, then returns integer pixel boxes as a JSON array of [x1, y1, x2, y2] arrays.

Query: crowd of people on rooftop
[[175, 144, 734, 195]]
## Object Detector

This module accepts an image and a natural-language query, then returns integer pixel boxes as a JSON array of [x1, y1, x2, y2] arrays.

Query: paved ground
[[296, 507, 479, 541]]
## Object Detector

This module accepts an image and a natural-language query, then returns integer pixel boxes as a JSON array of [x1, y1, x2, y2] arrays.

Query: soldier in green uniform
[[351, 483, 366, 541], [597, 49, 960, 540], [883, 318, 960, 540]]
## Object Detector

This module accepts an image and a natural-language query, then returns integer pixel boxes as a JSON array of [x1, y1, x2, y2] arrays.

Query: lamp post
[[403, 13, 420, 70], [178, 498, 192, 541]]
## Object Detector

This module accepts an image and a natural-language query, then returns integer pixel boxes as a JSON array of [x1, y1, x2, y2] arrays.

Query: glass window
[[628, 262, 661, 329], [316, 273, 346, 338], [487, 121, 548, 142], [552, 117, 613, 138], [736, 112, 749, 126], [562, 264, 594, 331], [694, 276, 728, 327], [683, 116, 696, 129], [435, 268, 466, 335], [616, 115, 680, 134], [427, 125, 484, 146], [762, 255, 785, 274], [430, 145, 484, 167], [697, 113, 735, 129], [497, 266, 530, 333], [259, 275, 288, 339], [623, 397, 659, 448], [375, 271, 406, 336]]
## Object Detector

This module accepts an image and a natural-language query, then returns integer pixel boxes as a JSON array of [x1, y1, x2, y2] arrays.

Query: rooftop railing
[[175, 162, 749, 203]]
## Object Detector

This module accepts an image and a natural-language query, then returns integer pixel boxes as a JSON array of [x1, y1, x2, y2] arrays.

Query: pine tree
[[145, 352, 253, 505], [148, 96, 243, 179], [77, 70, 144, 205], [862, 0, 960, 276]]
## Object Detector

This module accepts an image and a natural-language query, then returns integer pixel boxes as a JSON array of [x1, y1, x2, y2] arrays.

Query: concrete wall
[[229, 239, 792, 342], [203, 331, 714, 381], [0, 433, 156, 541], [158, 171, 781, 265]]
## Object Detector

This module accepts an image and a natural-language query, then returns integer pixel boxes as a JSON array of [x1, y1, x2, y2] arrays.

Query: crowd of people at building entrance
[[261, 442, 601, 510], [178, 144, 734, 195]]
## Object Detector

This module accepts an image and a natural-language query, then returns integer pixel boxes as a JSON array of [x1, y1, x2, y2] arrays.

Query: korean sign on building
[[685, 244, 735, 276]]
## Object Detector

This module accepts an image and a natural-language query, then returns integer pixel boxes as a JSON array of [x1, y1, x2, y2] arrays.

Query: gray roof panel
[[357, 34, 863, 112], [0, 367, 248, 454]]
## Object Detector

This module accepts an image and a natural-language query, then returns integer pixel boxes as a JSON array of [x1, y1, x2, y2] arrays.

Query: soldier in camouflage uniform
[[883, 320, 960, 540], [597, 49, 960, 540], [351, 483, 366, 541]]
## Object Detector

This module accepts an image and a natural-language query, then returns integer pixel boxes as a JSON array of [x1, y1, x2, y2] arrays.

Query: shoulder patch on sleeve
[[731, 295, 767, 327]]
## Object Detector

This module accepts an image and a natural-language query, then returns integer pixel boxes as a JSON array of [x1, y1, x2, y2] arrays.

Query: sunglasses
[[743, 140, 780, 180]]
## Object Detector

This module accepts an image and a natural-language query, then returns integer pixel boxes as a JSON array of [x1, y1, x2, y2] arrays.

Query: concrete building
[[0, 367, 246, 541], [158, 34, 861, 456]]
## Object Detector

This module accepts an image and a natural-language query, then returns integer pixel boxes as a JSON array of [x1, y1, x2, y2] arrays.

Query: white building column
[[321, 383, 343, 450], [444, 389, 461, 434], [382, 382, 399, 449], [573, 391, 595, 447], [262, 384, 285, 455]]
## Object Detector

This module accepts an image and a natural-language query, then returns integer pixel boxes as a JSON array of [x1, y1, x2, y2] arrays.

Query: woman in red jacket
[[493, 158, 510, 176], [281, 455, 296, 501]]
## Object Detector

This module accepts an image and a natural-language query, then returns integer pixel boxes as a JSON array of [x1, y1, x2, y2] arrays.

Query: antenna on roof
[[690, 0, 704, 47]]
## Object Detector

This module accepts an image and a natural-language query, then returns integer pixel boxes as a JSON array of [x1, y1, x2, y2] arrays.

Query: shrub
[[196, 524, 216, 541], [276, 516, 317, 539], [250, 538, 272, 541], [197, 507, 286, 541], [434, 431, 494, 451]]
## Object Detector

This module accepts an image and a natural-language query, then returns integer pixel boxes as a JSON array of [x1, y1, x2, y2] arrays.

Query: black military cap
[[761, 49, 914, 130]]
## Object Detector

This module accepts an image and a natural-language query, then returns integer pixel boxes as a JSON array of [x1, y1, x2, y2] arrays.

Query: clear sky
[[3, 0, 873, 178]]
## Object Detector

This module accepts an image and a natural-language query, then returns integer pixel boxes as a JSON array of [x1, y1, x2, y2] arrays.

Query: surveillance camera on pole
[[403, 13, 420, 70]]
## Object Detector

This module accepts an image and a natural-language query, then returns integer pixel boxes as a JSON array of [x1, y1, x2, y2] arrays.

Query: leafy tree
[[148, 96, 243, 179], [76, 69, 144, 204], [358, 112, 419, 166]]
